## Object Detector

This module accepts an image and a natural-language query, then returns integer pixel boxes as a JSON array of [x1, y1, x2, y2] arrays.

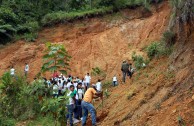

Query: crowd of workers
[[9, 60, 134, 126]]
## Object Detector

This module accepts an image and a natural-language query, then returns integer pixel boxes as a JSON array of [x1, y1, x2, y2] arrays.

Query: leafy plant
[[41, 95, 68, 126], [146, 42, 161, 59], [177, 115, 186, 126], [104, 89, 110, 98], [0, 114, 16, 126], [41, 42, 71, 75], [132, 52, 149, 70], [91, 67, 106, 79], [162, 30, 175, 47]]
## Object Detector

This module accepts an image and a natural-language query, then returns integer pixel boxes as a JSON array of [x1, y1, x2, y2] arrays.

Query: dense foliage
[[41, 42, 71, 75], [0, 0, 164, 44]]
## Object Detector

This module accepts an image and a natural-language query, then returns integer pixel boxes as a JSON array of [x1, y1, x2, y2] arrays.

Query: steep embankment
[[1, 1, 194, 126], [0, 2, 169, 81]]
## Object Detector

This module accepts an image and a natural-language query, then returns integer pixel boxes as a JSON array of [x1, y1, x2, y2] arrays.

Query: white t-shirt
[[53, 85, 59, 94], [67, 82, 73, 90], [10, 68, 15, 75], [85, 75, 91, 83], [25, 65, 29, 71], [113, 76, 117, 82], [74, 82, 78, 90], [96, 82, 102, 91], [58, 82, 63, 90], [76, 88, 83, 100], [67, 91, 74, 105]]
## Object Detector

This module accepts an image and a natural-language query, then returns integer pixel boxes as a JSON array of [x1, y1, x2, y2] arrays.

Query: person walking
[[24, 63, 29, 77], [10, 66, 15, 77], [96, 79, 102, 92], [112, 75, 118, 87], [121, 60, 129, 83], [84, 73, 91, 91], [67, 85, 76, 126], [74, 83, 83, 120], [81, 84, 103, 126]]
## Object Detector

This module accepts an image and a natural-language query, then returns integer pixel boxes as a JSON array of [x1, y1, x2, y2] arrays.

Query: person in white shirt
[[53, 82, 59, 98], [84, 73, 91, 90], [67, 85, 76, 126], [10, 66, 15, 77], [24, 63, 29, 77], [67, 79, 73, 90], [96, 79, 102, 92], [112, 75, 118, 87], [74, 83, 83, 120]]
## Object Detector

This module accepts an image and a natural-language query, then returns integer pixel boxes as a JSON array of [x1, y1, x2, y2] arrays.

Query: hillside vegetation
[[0, 0, 163, 44], [0, 0, 193, 126]]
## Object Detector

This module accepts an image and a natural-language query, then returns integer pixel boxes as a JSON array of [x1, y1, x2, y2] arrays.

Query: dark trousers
[[74, 99, 82, 119], [122, 71, 127, 83]]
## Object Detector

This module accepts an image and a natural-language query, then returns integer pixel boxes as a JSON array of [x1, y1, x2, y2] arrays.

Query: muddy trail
[[1, 1, 194, 126]]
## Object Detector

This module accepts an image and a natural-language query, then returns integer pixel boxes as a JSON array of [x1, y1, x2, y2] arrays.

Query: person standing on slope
[[10, 66, 15, 77], [24, 63, 29, 77], [121, 60, 129, 83], [84, 73, 91, 91], [81, 84, 103, 126]]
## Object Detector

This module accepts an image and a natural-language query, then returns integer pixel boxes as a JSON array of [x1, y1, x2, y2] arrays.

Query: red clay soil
[[0, 1, 170, 82], [1, 1, 194, 126]]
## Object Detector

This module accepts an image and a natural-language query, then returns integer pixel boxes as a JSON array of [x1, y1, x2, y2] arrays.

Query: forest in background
[[0, 0, 162, 44]]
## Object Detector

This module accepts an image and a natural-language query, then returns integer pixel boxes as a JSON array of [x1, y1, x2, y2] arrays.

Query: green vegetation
[[91, 67, 106, 79], [102, 80, 112, 89], [177, 115, 186, 126], [146, 30, 175, 60], [0, 73, 43, 121], [41, 42, 71, 75], [132, 52, 149, 70], [41, 95, 68, 126], [27, 115, 55, 126], [41, 7, 114, 26], [0, 43, 71, 126], [0, 0, 166, 44]]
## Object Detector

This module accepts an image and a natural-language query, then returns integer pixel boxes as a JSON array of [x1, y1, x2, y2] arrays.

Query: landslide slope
[[1, 1, 194, 126], [0, 2, 169, 81]]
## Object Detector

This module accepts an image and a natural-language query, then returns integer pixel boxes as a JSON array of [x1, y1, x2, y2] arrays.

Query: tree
[[41, 42, 71, 75]]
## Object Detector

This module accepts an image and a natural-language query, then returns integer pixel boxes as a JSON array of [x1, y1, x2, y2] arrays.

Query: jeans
[[67, 104, 74, 126], [81, 101, 96, 126], [112, 81, 117, 86], [122, 71, 127, 83], [74, 99, 82, 119], [85, 83, 90, 90]]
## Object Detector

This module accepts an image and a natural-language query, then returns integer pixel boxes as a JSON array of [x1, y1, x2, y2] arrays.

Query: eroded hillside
[[0, 1, 194, 126], [0, 2, 169, 81]]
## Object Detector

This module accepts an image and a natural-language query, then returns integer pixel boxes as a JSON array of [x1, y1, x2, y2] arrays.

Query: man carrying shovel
[[81, 84, 103, 126]]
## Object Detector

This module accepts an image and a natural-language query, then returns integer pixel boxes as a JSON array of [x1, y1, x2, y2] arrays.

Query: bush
[[146, 40, 174, 60], [17, 21, 40, 34], [146, 42, 161, 59], [162, 30, 175, 47], [41, 7, 113, 26], [23, 32, 38, 42], [132, 52, 149, 70], [103, 80, 112, 89], [0, 115, 16, 126], [91, 67, 106, 79], [0, 72, 47, 120]]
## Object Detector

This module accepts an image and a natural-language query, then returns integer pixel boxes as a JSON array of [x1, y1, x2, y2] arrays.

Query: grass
[[41, 7, 114, 26], [27, 115, 56, 126]]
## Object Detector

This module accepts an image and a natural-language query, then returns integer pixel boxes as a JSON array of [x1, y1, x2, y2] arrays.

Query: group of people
[[10, 63, 29, 77], [9, 60, 134, 126], [121, 60, 134, 83], [46, 72, 103, 126]]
